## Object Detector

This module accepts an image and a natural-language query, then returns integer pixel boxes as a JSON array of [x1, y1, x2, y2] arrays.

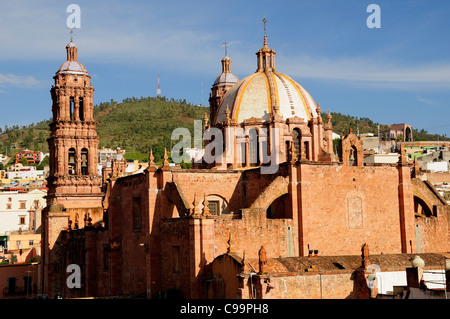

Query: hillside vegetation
[[0, 95, 448, 164]]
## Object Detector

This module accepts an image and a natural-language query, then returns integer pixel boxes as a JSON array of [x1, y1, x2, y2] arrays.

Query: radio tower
[[156, 73, 161, 99]]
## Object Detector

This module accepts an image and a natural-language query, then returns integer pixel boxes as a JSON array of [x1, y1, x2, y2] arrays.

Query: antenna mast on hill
[[156, 73, 161, 99]]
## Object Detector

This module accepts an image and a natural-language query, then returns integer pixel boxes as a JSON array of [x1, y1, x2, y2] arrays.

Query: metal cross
[[262, 16, 268, 36], [70, 28, 74, 42], [223, 40, 229, 56]]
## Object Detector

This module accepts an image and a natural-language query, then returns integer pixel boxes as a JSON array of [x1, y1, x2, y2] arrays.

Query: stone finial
[[316, 103, 321, 116], [146, 149, 156, 172], [225, 104, 231, 119], [163, 147, 169, 166], [191, 193, 200, 216], [258, 245, 268, 274], [149, 149, 155, 165], [326, 110, 332, 124], [202, 193, 210, 216]]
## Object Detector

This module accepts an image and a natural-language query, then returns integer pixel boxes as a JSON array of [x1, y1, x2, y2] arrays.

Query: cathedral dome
[[214, 36, 318, 124]]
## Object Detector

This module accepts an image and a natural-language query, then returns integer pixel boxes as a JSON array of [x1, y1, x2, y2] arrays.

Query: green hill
[[0, 95, 448, 166]]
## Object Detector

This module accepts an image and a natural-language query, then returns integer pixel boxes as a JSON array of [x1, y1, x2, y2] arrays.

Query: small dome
[[56, 41, 89, 75], [57, 60, 88, 75], [214, 72, 239, 86]]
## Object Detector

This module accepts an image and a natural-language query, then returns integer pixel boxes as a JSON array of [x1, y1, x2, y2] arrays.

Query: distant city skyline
[[0, 0, 449, 137]]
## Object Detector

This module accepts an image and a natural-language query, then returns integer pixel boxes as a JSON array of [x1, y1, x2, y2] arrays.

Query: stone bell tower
[[209, 41, 239, 123], [47, 40, 103, 208], [42, 40, 104, 296]]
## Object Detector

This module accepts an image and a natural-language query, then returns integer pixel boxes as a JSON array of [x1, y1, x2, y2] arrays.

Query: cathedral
[[40, 32, 450, 299]]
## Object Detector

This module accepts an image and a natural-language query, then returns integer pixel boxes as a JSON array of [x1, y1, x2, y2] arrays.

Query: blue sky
[[0, 0, 449, 137]]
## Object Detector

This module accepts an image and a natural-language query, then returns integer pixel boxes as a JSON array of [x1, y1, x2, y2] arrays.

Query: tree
[[21, 157, 29, 166]]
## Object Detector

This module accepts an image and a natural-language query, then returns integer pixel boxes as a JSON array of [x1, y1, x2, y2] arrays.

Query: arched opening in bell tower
[[79, 97, 84, 121], [68, 148, 76, 175], [69, 97, 75, 121], [81, 148, 88, 175]]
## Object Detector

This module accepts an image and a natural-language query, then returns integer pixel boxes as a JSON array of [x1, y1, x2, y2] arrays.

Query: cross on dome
[[223, 40, 229, 57], [262, 16, 268, 36]]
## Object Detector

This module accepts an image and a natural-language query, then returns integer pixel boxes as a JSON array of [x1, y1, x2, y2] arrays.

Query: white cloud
[[0, 73, 48, 89], [276, 55, 450, 90], [417, 97, 434, 105]]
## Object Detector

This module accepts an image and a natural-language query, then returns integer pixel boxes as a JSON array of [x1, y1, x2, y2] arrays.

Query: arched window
[[79, 97, 84, 121], [292, 129, 301, 161], [304, 141, 310, 160], [81, 148, 88, 175], [349, 145, 358, 166], [68, 148, 76, 175], [249, 129, 259, 166], [69, 97, 75, 121]]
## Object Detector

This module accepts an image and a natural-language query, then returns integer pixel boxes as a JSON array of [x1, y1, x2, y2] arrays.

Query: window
[[8, 197, 12, 202], [249, 129, 259, 167], [19, 216, 25, 225], [19, 201, 26, 209], [6, 204, 11, 210], [292, 129, 301, 161], [208, 201, 220, 215], [29, 240, 34, 246]]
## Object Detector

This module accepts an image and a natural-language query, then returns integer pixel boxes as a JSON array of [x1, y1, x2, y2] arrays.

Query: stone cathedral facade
[[40, 36, 450, 299]]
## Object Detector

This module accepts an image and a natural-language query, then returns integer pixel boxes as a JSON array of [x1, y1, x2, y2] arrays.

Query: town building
[[97, 147, 126, 167], [382, 123, 413, 142], [15, 149, 44, 165], [5, 164, 45, 180], [40, 34, 449, 299], [0, 189, 46, 235]]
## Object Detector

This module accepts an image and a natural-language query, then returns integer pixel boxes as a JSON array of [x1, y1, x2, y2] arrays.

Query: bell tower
[[42, 39, 104, 297], [47, 40, 103, 208], [209, 40, 239, 124]]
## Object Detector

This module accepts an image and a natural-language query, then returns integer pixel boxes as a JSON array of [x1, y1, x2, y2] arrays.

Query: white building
[[365, 153, 400, 164], [0, 189, 47, 235], [425, 161, 448, 173], [5, 164, 45, 180]]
